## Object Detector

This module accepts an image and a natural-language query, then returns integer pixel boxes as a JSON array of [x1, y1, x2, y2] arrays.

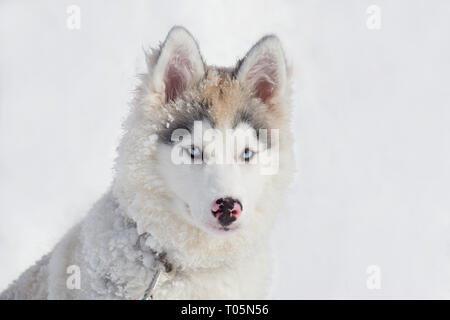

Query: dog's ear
[[152, 26, 205, 103], [236, 35, 287, 107]]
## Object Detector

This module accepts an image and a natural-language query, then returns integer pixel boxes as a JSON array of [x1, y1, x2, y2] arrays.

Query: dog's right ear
[[151, 26, 205, 103]]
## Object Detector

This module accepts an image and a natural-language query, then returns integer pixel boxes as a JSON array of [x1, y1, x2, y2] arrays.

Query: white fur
[[0, 27, 293, 300]]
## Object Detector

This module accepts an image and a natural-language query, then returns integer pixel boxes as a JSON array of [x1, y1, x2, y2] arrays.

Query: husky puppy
[[1, 26, 294, 299]]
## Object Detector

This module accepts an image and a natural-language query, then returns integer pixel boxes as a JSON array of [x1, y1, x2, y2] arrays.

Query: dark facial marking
[[157, 100, 214, 144], [232, 108, 271, 148]]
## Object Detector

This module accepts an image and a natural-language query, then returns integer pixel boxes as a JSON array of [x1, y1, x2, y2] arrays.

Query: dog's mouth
[[210, 223, 240, 233], [183, 203, 239, 233], [217, 226, 236, 232]]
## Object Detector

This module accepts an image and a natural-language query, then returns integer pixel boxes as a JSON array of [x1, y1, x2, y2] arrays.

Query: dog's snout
[[211, 197, 242, 227]]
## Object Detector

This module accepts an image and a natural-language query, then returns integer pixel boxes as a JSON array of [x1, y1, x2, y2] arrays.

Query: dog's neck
[[135, 232, 173, 273]]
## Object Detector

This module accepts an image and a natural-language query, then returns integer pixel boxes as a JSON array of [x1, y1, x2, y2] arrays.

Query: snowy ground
[[1, 0, 450, 298]]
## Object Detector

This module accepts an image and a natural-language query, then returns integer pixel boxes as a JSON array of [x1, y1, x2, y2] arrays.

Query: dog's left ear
[[236, 35, 287, 107], [152, 26, 205, 103]]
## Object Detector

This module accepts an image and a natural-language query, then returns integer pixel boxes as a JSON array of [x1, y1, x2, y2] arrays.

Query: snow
[[1, 0, 450, 298]]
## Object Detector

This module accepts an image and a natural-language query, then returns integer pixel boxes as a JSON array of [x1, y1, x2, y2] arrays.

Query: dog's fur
[[1, 27, 294, 299]]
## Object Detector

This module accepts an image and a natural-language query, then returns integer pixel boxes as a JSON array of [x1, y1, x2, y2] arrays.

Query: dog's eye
[[242, 148, 254, 162], [188, 146, 202, 159]]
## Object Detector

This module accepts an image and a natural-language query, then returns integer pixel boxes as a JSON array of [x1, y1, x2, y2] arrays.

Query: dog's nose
[[211, 197, 242, 227]]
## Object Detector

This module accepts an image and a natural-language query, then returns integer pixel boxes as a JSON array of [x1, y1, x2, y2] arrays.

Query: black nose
[[211, 197, 243, 227]]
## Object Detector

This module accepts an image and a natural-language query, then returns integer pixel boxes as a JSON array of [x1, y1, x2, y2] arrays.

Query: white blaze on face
[[156, 120, 273, 235]]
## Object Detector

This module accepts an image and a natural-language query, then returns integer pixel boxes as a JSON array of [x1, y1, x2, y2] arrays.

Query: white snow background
[[1, 0, 450, 298]]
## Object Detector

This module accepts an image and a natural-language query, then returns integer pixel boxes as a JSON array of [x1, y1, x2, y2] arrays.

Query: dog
[[1, 26, 294, 299]]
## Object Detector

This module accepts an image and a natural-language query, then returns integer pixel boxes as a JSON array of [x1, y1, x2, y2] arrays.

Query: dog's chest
[[149, 255, 271, 299]]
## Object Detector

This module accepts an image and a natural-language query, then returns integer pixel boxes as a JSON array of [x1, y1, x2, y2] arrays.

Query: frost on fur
[[1, 27, 293, 300]]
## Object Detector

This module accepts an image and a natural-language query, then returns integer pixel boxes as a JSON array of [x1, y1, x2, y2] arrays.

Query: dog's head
[[114, 27, 292, 242]]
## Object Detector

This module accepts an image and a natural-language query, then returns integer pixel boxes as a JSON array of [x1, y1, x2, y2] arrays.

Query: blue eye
[[188, 146, 201, 159], [242, 148, 254, 161]]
